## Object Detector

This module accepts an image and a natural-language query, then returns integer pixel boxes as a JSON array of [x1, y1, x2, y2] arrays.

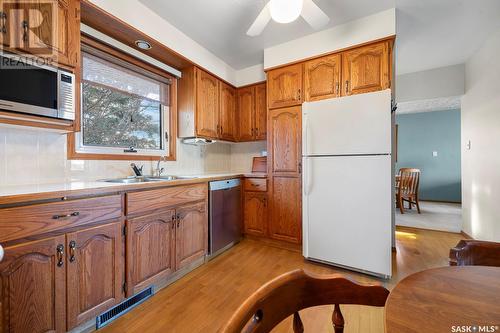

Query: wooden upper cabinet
[[175, 201, 207, 271], [196, 68, 220, 139], [254, 83, 267, 140], [126, 209, 176, 296], [244, 192, 267, 237], [0, 235, 66, 333], [237, 86, 255, 141], [66, 222, 123, 330], [219, 82, 237, 141], [342, 41, 390, 96], [305, 54, 341, 101], [269, 106, 302, 176], [1, 0, 79, 68], [267, 63, 303, 109]]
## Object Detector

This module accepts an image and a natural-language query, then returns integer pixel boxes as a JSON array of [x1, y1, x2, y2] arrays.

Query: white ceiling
[[138, 0, 500, 74]]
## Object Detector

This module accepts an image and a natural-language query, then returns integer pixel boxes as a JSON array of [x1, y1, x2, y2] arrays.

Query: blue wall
[[396, 110, 461, 202]]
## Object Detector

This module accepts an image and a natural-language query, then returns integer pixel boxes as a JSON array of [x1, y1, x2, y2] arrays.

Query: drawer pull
[[52, 212, 80, 220], [252, 184, 260, 187]]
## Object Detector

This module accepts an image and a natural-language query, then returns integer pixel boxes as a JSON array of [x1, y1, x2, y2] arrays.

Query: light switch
[[432, 151, 438, 157]]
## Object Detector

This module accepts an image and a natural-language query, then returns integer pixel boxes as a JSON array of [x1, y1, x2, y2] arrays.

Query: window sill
[[67, 133, 176, 161]]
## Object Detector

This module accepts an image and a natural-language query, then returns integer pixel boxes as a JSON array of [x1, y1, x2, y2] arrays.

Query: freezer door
[[302, 155, 392, 277], [302, 89, 391, 156]]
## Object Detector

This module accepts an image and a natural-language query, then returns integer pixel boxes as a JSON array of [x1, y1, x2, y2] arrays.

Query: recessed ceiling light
[[135, 40, 152, 50]]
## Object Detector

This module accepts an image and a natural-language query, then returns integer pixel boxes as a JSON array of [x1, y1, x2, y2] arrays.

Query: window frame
[[67, 35, 177, 161]]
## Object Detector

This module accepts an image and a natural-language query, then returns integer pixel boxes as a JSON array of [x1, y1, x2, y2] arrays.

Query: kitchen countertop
[[0, 172, 267, 206]]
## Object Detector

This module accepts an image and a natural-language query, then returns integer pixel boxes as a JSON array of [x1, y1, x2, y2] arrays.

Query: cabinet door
[[0, 236, 66, 333], [196, 68, 220, 139], [219, 82, 237, 141], [269, 177, 301, 244], [175, 201, 207, 271], [267, 63, 303, 109], [305, 54, 341, 101], [237, 86, 255, 141], [16, 0, 79, 67], [66, 222, 123, 330], [244, 192, 267, 237], [0, 0, 16, 49], [342, 41, 390, 96], [126, 209, 175, 296], [254, 83, 267, 140], [269, 106, 302, 176]]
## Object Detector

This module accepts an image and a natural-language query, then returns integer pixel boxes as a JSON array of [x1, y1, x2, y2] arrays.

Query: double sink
[[101, 175, 198, 184]]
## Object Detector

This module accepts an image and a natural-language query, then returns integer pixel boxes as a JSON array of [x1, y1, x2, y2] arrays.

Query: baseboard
[[460, 230, 473, 239], [244, 234, 302, 253], [420, 199, 462, 204]]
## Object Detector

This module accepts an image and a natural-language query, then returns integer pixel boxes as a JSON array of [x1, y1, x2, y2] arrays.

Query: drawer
[[126, 184, 208, 216], [0, 195, 122, 243], [244, 178, 267, 192]]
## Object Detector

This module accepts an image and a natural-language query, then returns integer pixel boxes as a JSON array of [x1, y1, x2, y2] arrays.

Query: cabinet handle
[[255, 128, 259, 137], [297, 89, 301, 101], [22, 20, 28, 42], [252, 184, 260, 187], [251, 128, 254, 136], [171, 215, 176, 229], [176, 214, 180, 228], [56, 244, 64, 267], [220, 126, 223, 134], [298, 162, 302, 174], [336, 82, 340, 96], [69, 240, 76, 263], [1, 12, 6, 34], [52, 211, 79, 220], [345, 80, 349, 95]]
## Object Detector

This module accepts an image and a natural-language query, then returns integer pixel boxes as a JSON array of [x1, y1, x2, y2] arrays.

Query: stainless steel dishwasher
[[208, 179, 242, 258]]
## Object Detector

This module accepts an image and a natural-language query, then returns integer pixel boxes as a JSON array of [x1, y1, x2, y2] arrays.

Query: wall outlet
[[432, 151, 438, 157]]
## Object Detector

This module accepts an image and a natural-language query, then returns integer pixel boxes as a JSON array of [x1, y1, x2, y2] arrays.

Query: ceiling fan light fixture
[[269, 0, 303, 24]]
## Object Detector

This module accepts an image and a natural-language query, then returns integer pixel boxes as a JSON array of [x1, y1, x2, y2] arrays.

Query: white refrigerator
[[302, 89, 393, 278]]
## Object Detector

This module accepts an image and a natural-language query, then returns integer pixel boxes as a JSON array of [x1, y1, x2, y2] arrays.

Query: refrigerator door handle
[[303, 113, 309, 156], [304, 158, 313, 196]]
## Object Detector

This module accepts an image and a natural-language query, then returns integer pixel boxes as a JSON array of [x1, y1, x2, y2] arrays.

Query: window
[[75, 43, 173, 158]]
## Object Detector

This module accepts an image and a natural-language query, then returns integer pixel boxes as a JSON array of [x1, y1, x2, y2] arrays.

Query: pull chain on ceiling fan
[[247, 0, 330, 36]]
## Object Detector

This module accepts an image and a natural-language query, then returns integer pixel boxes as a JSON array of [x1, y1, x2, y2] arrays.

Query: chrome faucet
[[156, 156, 167, 177], [130, 163, 143, 177]]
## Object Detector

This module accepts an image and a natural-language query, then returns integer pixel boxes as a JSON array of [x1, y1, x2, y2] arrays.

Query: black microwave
[[0, 54, 75, 120]]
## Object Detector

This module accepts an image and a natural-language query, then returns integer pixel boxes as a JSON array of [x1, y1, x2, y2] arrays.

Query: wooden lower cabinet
[[268, 177, 301, 244], [0, 236, 66, 333], [175, 201, 208, 270], [66, 222, 124, 329], [126, 210, 176, 296], [243, 192, 267, 237]]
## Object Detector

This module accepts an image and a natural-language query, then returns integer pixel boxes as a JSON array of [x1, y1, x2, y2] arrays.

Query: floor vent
[[96, 287, 154, 329]]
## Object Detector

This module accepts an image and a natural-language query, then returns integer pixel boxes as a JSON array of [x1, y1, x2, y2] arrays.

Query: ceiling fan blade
[[301, 0, 330, 30], [247, 3, 271, 37]]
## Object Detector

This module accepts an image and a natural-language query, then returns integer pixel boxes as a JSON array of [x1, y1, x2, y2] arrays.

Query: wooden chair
[[396, 168, 421, 214], [449, 239, 500, 267], [221, 269, 389, 333]]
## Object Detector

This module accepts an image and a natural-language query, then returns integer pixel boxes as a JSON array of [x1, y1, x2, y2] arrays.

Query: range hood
[[181, 137, 216, 146]]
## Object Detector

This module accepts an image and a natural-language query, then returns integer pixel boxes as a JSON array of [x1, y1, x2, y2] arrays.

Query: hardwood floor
[[100, 227, 463, 333]]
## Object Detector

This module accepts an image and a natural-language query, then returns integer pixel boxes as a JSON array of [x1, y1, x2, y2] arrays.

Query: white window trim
[[75, 102, 170, 157]]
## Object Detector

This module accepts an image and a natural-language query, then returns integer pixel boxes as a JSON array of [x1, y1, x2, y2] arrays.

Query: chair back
[[398, 168, 420, 197], [450, 240, 500, 267], [221, 269, 389, 333]]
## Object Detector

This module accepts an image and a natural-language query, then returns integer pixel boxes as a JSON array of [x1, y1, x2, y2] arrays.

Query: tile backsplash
[[0, 126, 265, 187]]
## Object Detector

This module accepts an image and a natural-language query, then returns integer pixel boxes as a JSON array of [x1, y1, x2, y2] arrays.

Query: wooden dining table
[[385, 266, 500, 333]]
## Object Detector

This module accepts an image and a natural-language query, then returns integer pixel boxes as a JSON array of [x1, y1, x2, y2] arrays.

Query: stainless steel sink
[[101, 177, 163, 184], [100, 175, 199, 183]]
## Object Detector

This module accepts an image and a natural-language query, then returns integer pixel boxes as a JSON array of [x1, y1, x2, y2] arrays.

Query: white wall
[[89, 0, 237, 85], [235, 64, 266, 87], [461, 28, 500, 241], [396, 64, 465, 103], [263, 8, 396, 69], [230, 142, 267, 173]]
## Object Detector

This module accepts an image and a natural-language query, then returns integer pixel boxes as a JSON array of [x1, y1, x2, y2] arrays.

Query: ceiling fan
[[247, 0, 330, 37]]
